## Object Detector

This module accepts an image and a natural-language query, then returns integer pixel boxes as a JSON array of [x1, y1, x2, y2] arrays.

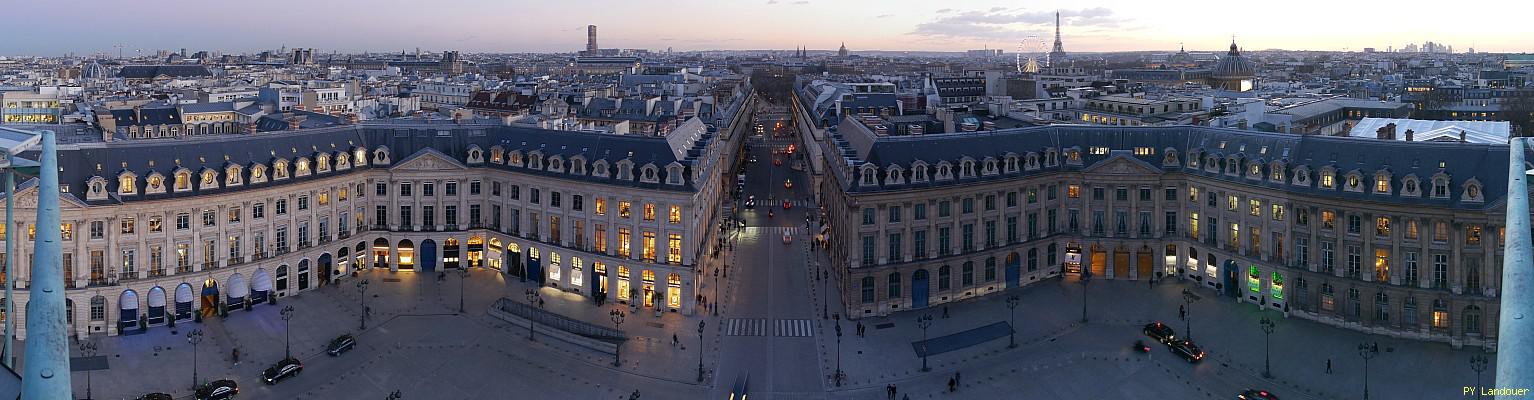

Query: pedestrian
[[1179, 305, 1186, 320], [232, 348, 240, 365], [1149, 277, 1154, 288], [538, 297, 545, 309], [947, 377, 956, 392], [1325, 358, 1332, 374], [886, 384, 895, 400], [942, 306, 950, 319], [955, 371, 961, 386], [673, 334, 679, 347], [902, 394, 909, 400]]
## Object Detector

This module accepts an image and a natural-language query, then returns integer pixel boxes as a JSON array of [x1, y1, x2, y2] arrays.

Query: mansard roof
[[833, 123, 1513, 210]]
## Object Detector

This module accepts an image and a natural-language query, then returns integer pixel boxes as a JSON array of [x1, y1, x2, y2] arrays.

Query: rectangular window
[[961, 223, 975, 252], [644, 204, 656, 221], [550, 192, 562, 208], [888, 232, 903, 261], [1227, 195, 1239, 211], [914, 230, 928, 259], [1322, 211, 1336, 230], [1348, 215, 1362, 234], [938, 227, 952, 256], [984, 195, 996, 211], [939, 201, 951, 217], [376, 182, 388, 196], [422, 206, 435, 227], [862, 235, 876, 263], [984, 220, 997, 247], [1067, 184, 1080, 198], [297, 195, 309, 210], [1115, 188, 1127, 201], [573, 196, 584, 212], [1006, 216, 1018, 243], [492, 181, 502, 196], [470, 181, 482, 195], [228, 207, 241, 223], [1405, 252, 1419, 287], [1188, 186, 1199, 203], [445, 182, 457, 196], [1165, 187, 1177, 201], [202, 211, 215, 227], [445, 205, 458, 226], [914, 203, 927, 220], [1165, 211, 1177, 234], [862, 208, 875, 225], [1139, 188, 1151, 201], [1433, 221, 1448, 242], [619, 201, 631, 218], [1249, 199, 1261, 216], [150, 216, 163, 233], [252, 203, 265, 219], [399, 206, 412, 227], [1271, 204, 1284, 221], [617, 228, 631, 258], [962, 198, 974, 214], [423, 182, 435, 197], [667, 234, 683, 263], [400, 182, 413, 196], [1027, 188, 1039, 203], [595, 224, 607, 253], [1432, 254, 1448, 288], [530, 188, 540, 204], [1139, 211, 1152, 236], [1374, 249, 1390, 282], [889, 206, 902, 223], [1467, 225, 1482, 245], [1321, 241, 1335, 273], [1346, 245, 1362, 278], [276, 199, 288, 215], [121, 217, 135, 234]]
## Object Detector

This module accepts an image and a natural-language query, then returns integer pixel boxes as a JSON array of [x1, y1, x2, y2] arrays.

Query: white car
[[783, 231, 792, 244]]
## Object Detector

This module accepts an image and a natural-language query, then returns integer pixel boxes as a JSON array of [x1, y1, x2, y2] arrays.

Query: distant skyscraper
[[587, 25, 599, 52], [838, 42, 848, 57], [1049, 11, 1067, 66]]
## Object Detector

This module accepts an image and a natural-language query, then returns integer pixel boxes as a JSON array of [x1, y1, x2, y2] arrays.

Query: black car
[[1143, 322, 1176, 343], [745, 195, 755, 209], [749, 155, 758, 163], [1168, 339, 1205, 363], [262, 357, 304, 384], [1237, 389, 1279, 399], [136, 393, 174, 400], [195, 379, 238, 400], [327, 334, 357, 356]]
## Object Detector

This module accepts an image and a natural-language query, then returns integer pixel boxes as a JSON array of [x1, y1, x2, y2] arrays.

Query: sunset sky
[[8, 0, 1531, 56]]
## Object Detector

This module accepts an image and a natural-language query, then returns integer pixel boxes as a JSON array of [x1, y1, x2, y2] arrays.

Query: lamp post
[[1258, 315, 1276, 378], [609, 309, 626, 367], [1006, 295, 1021, 348], [357, 279, 370, 330], [1358, 342, 1379, 400], [696, 320, 706, 382], [280, 306, 295, 359], [1470, 354, 1489, 400], [916, 314, 934, 372], [834, 313, 843, 386], [1079, 270, 1091, 323], [457, 268, 470, 313], [386, 389, 403, 400], [1181, 289, 1196, 340], [525, 289, 541, 341], [78, 339, 97, 400], [188, 328, 204, 390], [712, 268, 720, 316]]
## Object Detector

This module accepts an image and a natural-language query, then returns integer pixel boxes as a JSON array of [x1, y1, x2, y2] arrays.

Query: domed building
[[1209, 40, 1256, 92], [81, 61, 109, 80]]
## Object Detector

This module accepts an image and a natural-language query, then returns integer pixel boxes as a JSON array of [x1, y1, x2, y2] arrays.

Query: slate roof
[[57, 121, 709, 204], [832, 123, 1515, 210], [116, 65, 213, 79], [108, 106, 181, 127]]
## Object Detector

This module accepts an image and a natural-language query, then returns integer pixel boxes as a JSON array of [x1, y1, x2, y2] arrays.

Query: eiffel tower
[[1049, 11, 1067, 67]]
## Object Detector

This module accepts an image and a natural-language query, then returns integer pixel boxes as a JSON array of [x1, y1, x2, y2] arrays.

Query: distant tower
[[1049, 11, 1067, 66], [838, 42, 849, 57], [587, 25, 599, 52]]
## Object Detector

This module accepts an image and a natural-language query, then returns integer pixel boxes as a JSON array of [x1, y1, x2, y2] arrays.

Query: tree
[[750, 69, 797, 104], [1502, 88, 1534, 137]]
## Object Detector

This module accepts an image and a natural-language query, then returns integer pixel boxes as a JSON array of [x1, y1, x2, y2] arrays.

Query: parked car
[[327, 334, 357, 356], [195, 379, 239, 400], [262, 357, 304, 384], [1142, 322, 1176, 343], [136, 393, 174, 400], [1168, 339, 1205, 363], [728, 374, 750, 400], [1237, 389, 1279, 399]]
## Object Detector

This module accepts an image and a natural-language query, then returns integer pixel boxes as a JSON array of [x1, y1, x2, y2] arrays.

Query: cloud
[[876, 14, 894, 18], [792, 0, 808, 4], [766, 0, 777, 3], [909, 7, 1128, 41], [935, 8, 953, 13]]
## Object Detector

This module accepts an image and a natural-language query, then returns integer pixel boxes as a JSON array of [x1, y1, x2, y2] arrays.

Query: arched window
[[174, 170, 192, 191], [273, 160, 290, 179], [118, 173, 137, 195]]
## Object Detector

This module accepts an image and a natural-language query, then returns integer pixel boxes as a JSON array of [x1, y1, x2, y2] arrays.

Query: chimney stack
[[246, 122, 258, 134]]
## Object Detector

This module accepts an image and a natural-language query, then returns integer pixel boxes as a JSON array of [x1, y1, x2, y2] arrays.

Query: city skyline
[[6, 0, 1531, 56]]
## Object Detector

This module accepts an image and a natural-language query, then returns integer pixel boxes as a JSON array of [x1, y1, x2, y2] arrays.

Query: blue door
[[912, 269, 930, 309], [1005, 253, 1021, 288], [420, 239, 438, 272], [527, 253, 543, 285]]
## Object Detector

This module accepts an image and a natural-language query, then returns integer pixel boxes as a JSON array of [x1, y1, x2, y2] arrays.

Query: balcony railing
[[319, 236, 332, 245], [176, 265, 192, 274], [228, 256, 246, 266], [149, 269, 167, 278], [276, 246, 291, 256], [202, 262, 220, 270], [338, 231, 351, 240], [253, 252, 269, 261]]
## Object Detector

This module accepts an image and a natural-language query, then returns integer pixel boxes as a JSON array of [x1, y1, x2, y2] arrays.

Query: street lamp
[[187, 328, 204, 390], [609, 308, 626, 367], [696, 320, 706, 382], [1358, 342, 1379, 400], [712, 268, 720, 316], [525, 289, 541, 341], [1258, 315, 1276, 378], [357, 279, 370, 330], [458, 268, 470, 313], [1181, 289, 1196, 340], [386, 389, 403, 400], [834, 314, 843, 386], [78, 339, 97, 400], [1471, 354, 1490, 400], [1005, 295, 1021, 348], [280, 306, 295, 359], [916, 314, 934, 372], [1079, 270, 1092, 323]]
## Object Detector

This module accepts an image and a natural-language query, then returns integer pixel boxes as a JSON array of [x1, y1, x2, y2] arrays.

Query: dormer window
[[571, 157, 586, 175], [467, 148, 484, 164], [1045, 150, 1058, 166], [1026, 153, 1040, 170], [354, 148, 368, 166], [87, 177, 107, 200], [1269, 164, 1284, 181], [549, 156, 565, 173], [528, 152, 543, 170], [641, 165, 658, 183], [490, 146, 505, 164], [592, 160, 609, 177], [1206, 156, 1218, 172], [174, 170, 192, 191], [1293, 167, 1309, 186], [1320, 171, 1334, 189], [225, 166, 242, 186], [336, 153, 351, 170], [1465, 181, 1483, 202], [316, 154, 331, 173], [1164, 150, 1179, 167], [508, 151, 523, 166], [273, 160, 290, 179], [1403, 176, 1420, 196], [118, 173, 137, 195], [1346, 174, 1361, 191], [295, 158, 311, 176], [935, 162, 953, 181], [373, 147, 391, 164], [1374, 173, 1390, 194], [146, 173, 165, 194], [960, 159, 976, 178], [1004, 155, 1018, 173], [885, 166, 905, 185], [617, 161, 634, 180], [1432, 176, 1449, 198], [1187, 151, 1200, 168], [982, 158, 998, 176], [860, 165, 877, 186], [199, 170, 218, 190], [913, 163, 929, 182], [1066, 150, 1081, 164], [1249, 163, 1261, 176], [666, 165, 684, 185]]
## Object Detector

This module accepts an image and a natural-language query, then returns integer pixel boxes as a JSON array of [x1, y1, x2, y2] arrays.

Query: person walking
[[942, 306, 950, 319], [1325, 358, 1332, 374], [886, 384, 896, 400], [955, 371, 961, 386], [948, 377, 956, 392], [673, 334, 680, 347], [232, 348, 240, 366]]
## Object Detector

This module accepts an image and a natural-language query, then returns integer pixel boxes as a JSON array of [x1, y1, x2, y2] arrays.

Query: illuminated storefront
[[617, 266, 631, 302], [666, 273, 681, 310]]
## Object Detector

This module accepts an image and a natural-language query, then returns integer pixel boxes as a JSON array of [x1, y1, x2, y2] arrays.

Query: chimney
[[345, 113, 360, 124], [1404, 129, 1414, 141], [133, 105, 143, 123], [246, 122, 258, 134], [452, 113, 463, 124], [287, 115, 305, 130]]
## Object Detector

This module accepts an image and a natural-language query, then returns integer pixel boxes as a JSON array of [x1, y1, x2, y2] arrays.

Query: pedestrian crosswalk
[[775, 319, 815, 337], [722, 318, 816, 337], [750, 226, 809, 235]]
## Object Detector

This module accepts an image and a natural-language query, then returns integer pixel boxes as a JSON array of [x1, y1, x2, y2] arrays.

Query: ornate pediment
[[13, 185, 88, 209], [1082, 154, 1163, 176], [389, 148, 468, 172]]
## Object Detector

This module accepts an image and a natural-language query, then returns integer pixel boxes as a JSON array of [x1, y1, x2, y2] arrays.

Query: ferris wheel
[[1016, 35, 1047, 74]]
